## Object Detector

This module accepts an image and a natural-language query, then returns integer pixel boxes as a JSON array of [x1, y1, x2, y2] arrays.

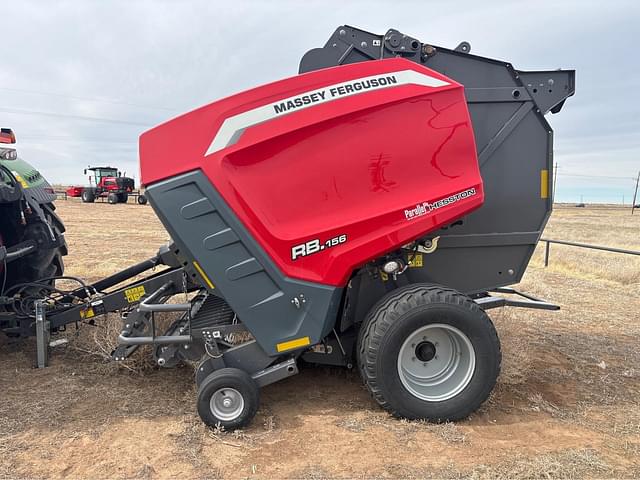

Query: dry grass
[[470, 448, 613, 479], [492, 309, 536, 386], [1, 200, 639, 479], [56, 199, 168, 282], [64, 311, 181, 373], [531, 206, 640, 284]]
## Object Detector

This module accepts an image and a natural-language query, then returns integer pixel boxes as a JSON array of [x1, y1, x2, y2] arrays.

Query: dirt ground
[[1, 201, 639, 479]]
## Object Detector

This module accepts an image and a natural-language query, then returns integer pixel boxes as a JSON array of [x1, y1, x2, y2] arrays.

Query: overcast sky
[[2, 0, 639, 203]]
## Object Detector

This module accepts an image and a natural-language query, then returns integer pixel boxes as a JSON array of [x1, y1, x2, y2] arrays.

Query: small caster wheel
[[197, 367, 259, 430]]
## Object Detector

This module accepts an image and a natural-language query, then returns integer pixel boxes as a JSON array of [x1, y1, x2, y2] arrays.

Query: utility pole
[[632, 170, 640, 215]]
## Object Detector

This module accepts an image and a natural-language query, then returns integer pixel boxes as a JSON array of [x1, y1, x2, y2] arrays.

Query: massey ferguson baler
[[1, 26, 574, 429]]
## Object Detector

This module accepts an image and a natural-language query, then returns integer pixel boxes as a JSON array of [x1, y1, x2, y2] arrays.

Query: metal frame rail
[[541, 238, 640, 267], [474, 287, 559, 311]]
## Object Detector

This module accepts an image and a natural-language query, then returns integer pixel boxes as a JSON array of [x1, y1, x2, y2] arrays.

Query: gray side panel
[[146, 171, 342, 357]]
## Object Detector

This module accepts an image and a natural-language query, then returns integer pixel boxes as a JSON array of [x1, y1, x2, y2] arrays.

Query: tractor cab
[[84, 166, 121, 186]]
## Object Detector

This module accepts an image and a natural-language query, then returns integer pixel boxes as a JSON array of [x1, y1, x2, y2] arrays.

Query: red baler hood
[[140, 58, 483, 286]]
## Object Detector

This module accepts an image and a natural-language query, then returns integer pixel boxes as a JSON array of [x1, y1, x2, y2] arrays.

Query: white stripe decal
[[205, 69, 450, 156]]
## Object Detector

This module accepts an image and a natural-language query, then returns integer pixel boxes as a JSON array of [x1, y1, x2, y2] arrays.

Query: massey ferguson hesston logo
[[273, 75, 399, 114], [405, 188, 477, 220]]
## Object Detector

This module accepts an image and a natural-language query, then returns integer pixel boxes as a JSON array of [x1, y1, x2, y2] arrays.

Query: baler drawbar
[[1, 26, 574, 429]]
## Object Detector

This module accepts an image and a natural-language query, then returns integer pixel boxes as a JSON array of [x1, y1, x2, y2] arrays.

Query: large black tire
[[4, 203, 66, 296], [81, 189, 95, 203], [357, 283, 501, 422], [197, 368, 259, 430], [117, 192, 128, 204], [107, 192, 119, 204]]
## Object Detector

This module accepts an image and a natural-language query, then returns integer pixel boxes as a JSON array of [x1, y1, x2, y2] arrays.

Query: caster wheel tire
[[357, 283, 501, 422], [197, 367, 259, 430]]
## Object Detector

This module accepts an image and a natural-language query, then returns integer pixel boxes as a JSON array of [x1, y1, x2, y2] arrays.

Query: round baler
[[135, 27, 574, 428], [1, 26, 575, 430]]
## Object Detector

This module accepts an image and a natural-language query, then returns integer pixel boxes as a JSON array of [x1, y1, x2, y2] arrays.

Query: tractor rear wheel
[[23, 207, 66, 283], [81, 189, 95, 203], [0, 204, 66, 300], [117, 192, 128, 203], [357, 283, 501, 422], [197, 368, 259, 430]]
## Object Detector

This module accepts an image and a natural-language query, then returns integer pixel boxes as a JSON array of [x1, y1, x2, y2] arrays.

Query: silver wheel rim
[[397, 323, 476, 402], [209, 388, 244, 421]]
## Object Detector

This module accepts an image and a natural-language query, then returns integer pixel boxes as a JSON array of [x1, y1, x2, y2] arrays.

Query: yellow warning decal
[[276, 336, 311, 353], [11, 172, 29, 189], [124, 285, 146, 303], [80, 307, 95, 319], [380, 271, 389, 282], [541, 169, 549, 199], [193, 261, 215, 289], [410, 253, 423, 268]]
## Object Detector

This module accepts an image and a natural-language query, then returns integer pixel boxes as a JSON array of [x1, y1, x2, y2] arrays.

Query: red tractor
[[66, 166, 146, 204]]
